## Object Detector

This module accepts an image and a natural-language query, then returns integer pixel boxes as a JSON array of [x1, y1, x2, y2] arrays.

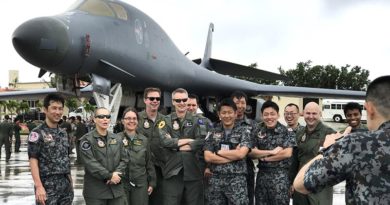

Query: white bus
[[322, 99, 367, 122]]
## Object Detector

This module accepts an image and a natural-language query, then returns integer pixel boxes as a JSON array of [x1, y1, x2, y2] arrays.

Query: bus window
[[336, 104, 342, 109], [323, 105, 330, 110], [331, 104, 336, 109]]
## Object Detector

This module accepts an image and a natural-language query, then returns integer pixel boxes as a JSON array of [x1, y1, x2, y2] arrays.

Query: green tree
[[279, 60, 370, 91], [83, 101, 96, 119], [65, 97, 79, 113], [6, 100, 19, 119]]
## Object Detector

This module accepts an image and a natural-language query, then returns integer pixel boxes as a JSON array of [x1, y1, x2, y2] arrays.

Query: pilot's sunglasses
[[173, 98, 188, 103], [95, 114, 111, 119], [147, 97, 161, 101]]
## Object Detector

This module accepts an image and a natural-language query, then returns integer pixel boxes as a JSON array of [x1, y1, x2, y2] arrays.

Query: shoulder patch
[[81, 141, 91, 151], [197, 119, 204, 125], [28, 131, 39, 142], [158, 120, 166, 129]]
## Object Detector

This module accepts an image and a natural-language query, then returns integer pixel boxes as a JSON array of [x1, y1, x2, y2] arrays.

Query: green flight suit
[[137, 110, 166, 205], [79, 130, 128, 205], [0, 120, 13, 161], [118, 132, 156, 205], [292, 122, 336, 205], [159, 112, 210, 205]]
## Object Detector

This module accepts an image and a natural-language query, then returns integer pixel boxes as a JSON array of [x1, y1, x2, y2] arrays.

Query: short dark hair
[[188, 94, 199, 104], [231, 91, 247, 102], [343, 102, 362, 116], [285, 103, 299, 112], [143, 87, 161, 99], [76, 116, 82, 121], [43, 93, 64, 108], [122, 107, 139, 120], [366, 75, 390, 118], [217, 98, 237, 112], [261, 100, 279, 113]]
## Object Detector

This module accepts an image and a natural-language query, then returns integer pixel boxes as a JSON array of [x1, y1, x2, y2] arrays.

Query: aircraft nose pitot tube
[[12, 17, 69, 70]]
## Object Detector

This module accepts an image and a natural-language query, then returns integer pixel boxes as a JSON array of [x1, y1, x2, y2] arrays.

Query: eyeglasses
[[123, 117, 137, 121], [95, 114, 111, 119], [173, 98, 188, 103], [146, 97, 161, 101], [284, 112, 298, 116], [187, 104, 197, 107]]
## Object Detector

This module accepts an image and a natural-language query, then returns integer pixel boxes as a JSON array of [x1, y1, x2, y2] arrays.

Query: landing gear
[[93, 83, 122, 131]]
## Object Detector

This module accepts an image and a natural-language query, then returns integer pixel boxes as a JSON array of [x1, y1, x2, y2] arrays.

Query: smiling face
[[232, 97, 246, 119], [262, 107, 279, 129], [172, 92, 188, 114], [144, 91, 161, 112], [122, 110, 138, 133], [218, 105, 237, 129], [304, 102, 321, 130], [44, 100, 64, 127], [345, 108, 362, 128], [284, 105, 299, 128]]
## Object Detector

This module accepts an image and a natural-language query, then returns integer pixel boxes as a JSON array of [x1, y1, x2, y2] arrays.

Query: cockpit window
[[70, 0, 128, 20], [109, 3, 128, 20]]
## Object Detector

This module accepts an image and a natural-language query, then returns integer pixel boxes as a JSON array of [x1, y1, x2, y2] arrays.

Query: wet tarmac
[[1, 124, 347, 205]]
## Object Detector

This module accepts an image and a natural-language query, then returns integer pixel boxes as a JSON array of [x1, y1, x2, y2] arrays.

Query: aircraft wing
[[0, 86, 93, 101], [208, 58, 289, 81]]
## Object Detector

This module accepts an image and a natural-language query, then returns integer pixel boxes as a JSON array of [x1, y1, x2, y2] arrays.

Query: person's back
[[293, 75, 390, 205]]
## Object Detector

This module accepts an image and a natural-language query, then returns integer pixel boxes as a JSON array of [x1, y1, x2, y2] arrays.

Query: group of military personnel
[[26, 75, 390, 205]]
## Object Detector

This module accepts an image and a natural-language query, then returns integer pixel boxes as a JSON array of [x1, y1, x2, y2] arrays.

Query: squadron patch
[[173, 120, 180, 130], [158, 121, 166, 129], [197, 119, 204, 125], [81, 141, 91, 151], [28, 132, 39, 142], [144, 121, 150, 129], [123, 138, 129, 146], [97, 139, 106, 148]]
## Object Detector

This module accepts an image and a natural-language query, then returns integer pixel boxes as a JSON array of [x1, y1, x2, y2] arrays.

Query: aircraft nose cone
[[12, 17, 69, 69]]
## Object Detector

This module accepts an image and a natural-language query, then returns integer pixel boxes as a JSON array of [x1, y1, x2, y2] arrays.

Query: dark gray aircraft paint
[[7, 0, 364, 99]]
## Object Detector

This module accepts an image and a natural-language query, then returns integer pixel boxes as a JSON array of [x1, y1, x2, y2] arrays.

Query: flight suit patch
[[133, 139, 143, 146], [109, 139, 117, 145], [158, 120, 165, 129], [97, 139, 106, 148], [185, 121, 193, 127], [123, 138, 129, 146], [173, 120, 180, 130], [81, 141, 91, 151], [198, 119, 204, 125], [144, 121, 150, 129]]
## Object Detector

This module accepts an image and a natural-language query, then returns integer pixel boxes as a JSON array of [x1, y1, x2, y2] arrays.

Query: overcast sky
[[1, 0, 389, 88]]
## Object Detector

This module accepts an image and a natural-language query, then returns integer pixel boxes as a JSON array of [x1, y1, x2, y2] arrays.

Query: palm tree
[[18, 101, 30, 121], [6, 100, 19, 119], [83, 101, 96, 120]]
